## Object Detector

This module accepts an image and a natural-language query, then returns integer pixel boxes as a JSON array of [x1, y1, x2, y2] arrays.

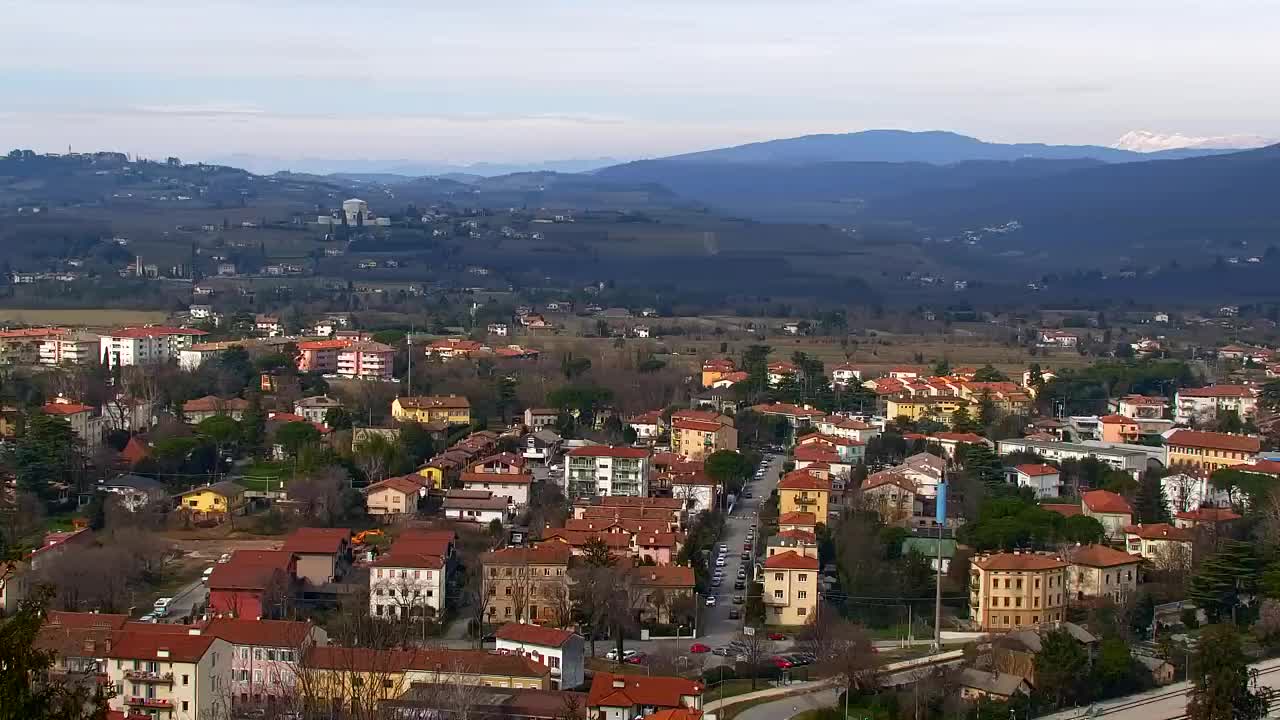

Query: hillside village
[[2, 303, 1280, 720]]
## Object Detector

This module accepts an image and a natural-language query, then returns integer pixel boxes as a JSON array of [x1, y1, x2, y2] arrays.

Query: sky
[[1, 0, 1276, 171]]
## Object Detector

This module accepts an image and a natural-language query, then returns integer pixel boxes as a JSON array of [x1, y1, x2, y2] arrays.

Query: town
[[2, 292, 1280, 720]]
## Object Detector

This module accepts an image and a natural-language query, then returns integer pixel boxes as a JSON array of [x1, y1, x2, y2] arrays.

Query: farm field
[[0, 308, 169, 326]]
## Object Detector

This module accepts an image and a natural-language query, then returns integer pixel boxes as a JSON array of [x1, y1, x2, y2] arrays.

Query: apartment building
[[392, 394, 472, 425], [42, 397, 104, 451], [996, 438, 1149, 474], [1081, 490, 1134, 539], [495, 624, 585, 690], [1112, 394, 1168, 420], [1064, 544, 1139, 604], [700, 358, 737, 387], [778, 470, 830, 519], [336, 340, 394, 380], [564, 446, 651, 499], [103, 628, 233, 720], [1165, 430, 1261, 473], [763, 550, 819, 626], [370, 552, 447, 619], [1174, 385, 1259, 425], [204, 618, 328, 709], [99, 326, 207, 368], [481, 545, 572, 626], [38, 331, 100, 366], [462, 452, 533, 506], [1123, 523, 1194, 570], [970, 552, 1067, 631], [296, 339, 349, 373], [669, 411, 737, 461]]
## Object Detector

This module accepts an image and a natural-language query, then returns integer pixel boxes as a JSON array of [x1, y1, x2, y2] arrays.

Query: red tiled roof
[[541, 529, 631, 550], [397, 395, 471, 410], [1178, 385, 1256, 399], [482, 545, 572, 566], [592, 496, 683, 509], [628, 565, 695, 588], [1174, 507, 1242, 523], [1098, 414, 1135, 424], [862, 470, 917, 493], [461, 471, 533, 485], [208, 550, 293, 591], [1167, 430, 1261, 453], [304, 646, 549, 678], [672, 418, 724, 432], [628, 410, 665, 425], [106, 630, 217, 663], [371, 552, 445, 569], [1123, 523, 1194, 541], [589, 672, 702, 709], [774, 529, 818, 544], [778, 511, 818, 526], [119, 436, 150, 465], [793, 445, 842, 463], [1119, 394, 1166, 405], [1233, 460, 1280, 476], [973, 552, 1067, 571], [43, 401, 94, 415], [764, 550, 819, 570], [702, 359, 736, 370], [298, 339, 351, 350], [184, 395, 250, 413], [928, 432, 987, 443], [1040, 503, 1082, 518], [281, 527, 350, 555], [496, 623, 576, 648], [204, 618, 318, 647], [1015, 464, 1059, 477], [366, 475, 426, 496], [778, 471, 830, 491], [1067, 544, 1139, 568], [750, 402, 824, 418], [567, 445, 650, 459], [1082, 490, 1133, 515]]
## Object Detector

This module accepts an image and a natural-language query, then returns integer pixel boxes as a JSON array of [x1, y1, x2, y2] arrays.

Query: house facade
[[970, 552, 1067, 631], [564, 446, 651, 499], [763, 550, 819, 626]]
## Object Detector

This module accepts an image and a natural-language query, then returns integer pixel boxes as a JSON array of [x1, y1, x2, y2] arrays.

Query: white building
[[38, 332, 100, 366], [369, 554, 447, 619], [1161, 472, 1232, 514], [99, 327, 207, 368], [294, 396, 343, 425], [816, 415, 879, 443], [487, 323, 510, 337], [189, 304, 214, 320], [830, 365, 863, 388], [461, 474, 532, 506], [1174, 386, 1259, 425], [564, 446, 651, 499], [442, 490, 511, 525], [670, 476, 718, 514], [103, 629, 232, 720], [1013, 463, 1062, 499], [996, 438, 1149, 475], [316, 198, 391, 227], [495, 624, 585, 690]]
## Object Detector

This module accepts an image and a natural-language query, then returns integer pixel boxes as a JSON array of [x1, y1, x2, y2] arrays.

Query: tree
[[240, 389, 266, 456], [949, 405, 980, 433], [1186, 624, 1270, 720], [197, 414, 241, 462], [1034, 627, 1089, 708], [1132, 471, 1172, 524], [397, 421, 435, 465], [275, 421, 321, 459], [704, 449, 752, 497], [324, 407, 353, 430], [581, 536, 616, 568], [977, 391, 999, 428], [0, 583, 113, 720], [972, 365, 1009, 382], [4, 413, 82, 508], [353, 433, 409, 483], [737, 628, 771, 690], [1189, 540, 1259, 623], [958, 443, 1004, 490]]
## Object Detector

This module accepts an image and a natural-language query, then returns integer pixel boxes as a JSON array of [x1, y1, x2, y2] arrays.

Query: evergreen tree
[[1034, 627, 1089, 708], [1187, 624, 1269, 720], [977, 391, 1000, 428], [582, 537, 616, 567], [1133, 471, 1172, 524], [959, 442, 1005, 490], [950, 406, 980, 433], [1189, 540, 1259, 623], [240, 390, 266, 458]]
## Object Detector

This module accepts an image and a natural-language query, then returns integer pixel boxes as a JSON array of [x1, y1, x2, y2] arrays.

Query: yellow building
[[885, 396, 970, 425], [300, 646, 550, 712], [777, 471, 830, 519], [480, 545, 572, 626], [670, 417, 737, 461], [970, 552, 1067, 631], [700, 359, 736, 388], [391, 395, 471, 425], [763, 550, 819, 626], [416, 463, 447, 490], [1165, 429, 1261, 473], [178, 480, 246, 518]]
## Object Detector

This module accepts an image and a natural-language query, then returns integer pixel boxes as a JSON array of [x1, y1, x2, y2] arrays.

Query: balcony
[[124, 670, 174, 684], [125, 697, 174, 709], [764, 595, 789, 607]]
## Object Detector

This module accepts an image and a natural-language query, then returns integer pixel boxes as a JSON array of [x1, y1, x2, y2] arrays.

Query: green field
[[0, 308, 169, 326]]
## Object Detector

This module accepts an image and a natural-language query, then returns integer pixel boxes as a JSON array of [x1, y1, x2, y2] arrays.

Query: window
[[239, 648, 250, 660], [505, 587, 512, 596], [505, 607, 512, 617], [774, 590, 784, 599], [253, 670, 263, 682], [991, 578, 998, 589], [1003, 579, 1010, 589], [1015, 615, 1021, 625], [1015, 597, 1022, 608], [776, 573, 785, 582], [1034, 578, 1041, 589], [798, 591, 807, 599], [797, 607, 807, 616], [1033, 615, 1039, 623], [254, 649, 263, 660], [1015, 579, 1023, 590], [549, 656, 561, 669], [182, 702, 189, 713], [414, 570, 421, 579], [798, 574, 808, 582], [182, 674, 189, 686]]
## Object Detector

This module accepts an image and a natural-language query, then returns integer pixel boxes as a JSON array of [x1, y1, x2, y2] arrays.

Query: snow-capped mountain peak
[[1113, 130, 1272, 152]]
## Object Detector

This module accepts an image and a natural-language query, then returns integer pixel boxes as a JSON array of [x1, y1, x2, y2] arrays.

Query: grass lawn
[[707, 679, 769, 701], [236, 462, 292, 491]]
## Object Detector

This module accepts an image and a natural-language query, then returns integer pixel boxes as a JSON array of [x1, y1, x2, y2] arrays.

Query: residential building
[[280, 528, 351, 585], [1112, 395, 1168, 420], [480, 545, 572, 626], [1013, 464, 1062, 499], [392, 395, 472, 425], [443, 489, 512, 524], [370, 551, 447, 620], [816, 415, 880, 443], [524, 429, 562, 462], [970, 552, 1067, 631], [182, 395, 249, 423], [38, 331, 100, 366], [424, 337, 485, 361], [902, 537, 957, 573], [103, 628, 233, 720], [101, 473, 168, 512], [300, 646, 550, 706], [524, 407, 559, 431], [627, 410, 666, 442], [778, 470, 830, 519], [1165, 430, 1261, 472], [496, 624, 585, 690], [290, 395, 340, 425], [670, 414, 737, 461], [99, 326, 207, 368], [748, 402, 825, 428], [487, 322, 510, 337], [628, 565, 696, 625], [177, 481, 245, 520], [700, 358, 736, 388], [1123, 523, 1194, 570], [1038, 330, 1079, 347], [861, 470, 920, 525], [1174, 385, 1259, 425], [204, 618, 328, 709], [208, 550, 295, 619], [462, 453, 533, 505], [364, 475, 426, 518], [296, 339, 349, 373], [1161, 472, 1234, 514], [1098, 415, 1141, 444], [336, 340, 394, 380], [778, 511, 818, 534], [42, 398, 104, 451], [1081, 490, 1134, 539], [957, 668, 1030, 703], [830, 364, 863, 388], [763, 550, 819, 626], [1065, 544, 1139, 604], [885, 395, 970, 426], [1174, 506, 1242, 530], [564, 446, 651, 499], [254, 315, 282, 336], [0, 560, 28, 615], [588, 672, 703, 720]]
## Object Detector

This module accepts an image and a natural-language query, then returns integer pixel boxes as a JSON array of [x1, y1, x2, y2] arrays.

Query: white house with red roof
[[1081, 490, 1134, 539], [42, 396, 104, 451], [99, 326, 207, 368], [1174, 385, 1260, 425], [588, 672, 703, 720], [103, 626, 232, 720], [1013, 464, 1062, 499], [830, 363, 863, 388], [496, 623, 585, 690]]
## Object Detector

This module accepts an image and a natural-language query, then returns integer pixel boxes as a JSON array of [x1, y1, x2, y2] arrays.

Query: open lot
[[0, 308, 169, 326]]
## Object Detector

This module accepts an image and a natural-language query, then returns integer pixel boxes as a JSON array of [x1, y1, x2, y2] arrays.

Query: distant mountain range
[[206, 153, 622, 178]]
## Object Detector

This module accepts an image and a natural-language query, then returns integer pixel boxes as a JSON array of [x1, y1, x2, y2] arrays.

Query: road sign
[[743, 626, 755, 636]]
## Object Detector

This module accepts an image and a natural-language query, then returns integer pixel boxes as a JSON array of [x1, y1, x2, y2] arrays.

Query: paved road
[[1037, 656, 1280, 720], [157, 579, 207, 623], [737, 687, 840, 720]]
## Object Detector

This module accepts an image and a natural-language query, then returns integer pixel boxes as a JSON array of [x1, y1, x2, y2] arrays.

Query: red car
[[625, 652, 647, 664], [767, 632, 786, 641], [690, 643, 711, 654], [771, 656, 792, 669]]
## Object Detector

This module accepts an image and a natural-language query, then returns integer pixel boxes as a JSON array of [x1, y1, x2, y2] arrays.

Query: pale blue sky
[[1, 0, 1276, 169]]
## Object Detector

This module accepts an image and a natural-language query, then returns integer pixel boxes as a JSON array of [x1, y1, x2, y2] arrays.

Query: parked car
[[768, 632, 786, 641], [605, 649, 640, 661], [771, 656, 792, 669], [136, 612, 158, 623], [729, 608, 741, 620], [705, 596, 717, 606], [625, 652, 647, 665], [733, 595, 744, 605], [712, 647, 732, 656], [734, 580, 745, 590], [716, 557, 726, 567], [740, 552, 750, 561], [201, 566, 214, 583], [153, 597, 173, 617], [690, 643, 711, 654]]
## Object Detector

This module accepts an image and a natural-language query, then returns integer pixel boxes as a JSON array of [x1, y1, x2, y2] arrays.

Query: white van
[[153, 597, 174, 617]]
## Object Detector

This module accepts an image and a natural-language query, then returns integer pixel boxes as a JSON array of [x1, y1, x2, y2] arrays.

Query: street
[[156, 578, 207, 623]]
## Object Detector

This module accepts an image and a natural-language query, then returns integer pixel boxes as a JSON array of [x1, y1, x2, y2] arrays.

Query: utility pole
[[934, 476, 946, 651]]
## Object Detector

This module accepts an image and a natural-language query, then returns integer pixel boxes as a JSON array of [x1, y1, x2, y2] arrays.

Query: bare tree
[[465, 564, 496, 648], [569, 564, 615, 658], [288, 467, 348, 525], [737, 628, 772, 689]]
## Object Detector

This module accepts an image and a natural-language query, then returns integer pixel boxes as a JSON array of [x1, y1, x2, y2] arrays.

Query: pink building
[[336, 340, 395, 380], [204, 618, 328, 709], [296, 339, 349, 373]]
